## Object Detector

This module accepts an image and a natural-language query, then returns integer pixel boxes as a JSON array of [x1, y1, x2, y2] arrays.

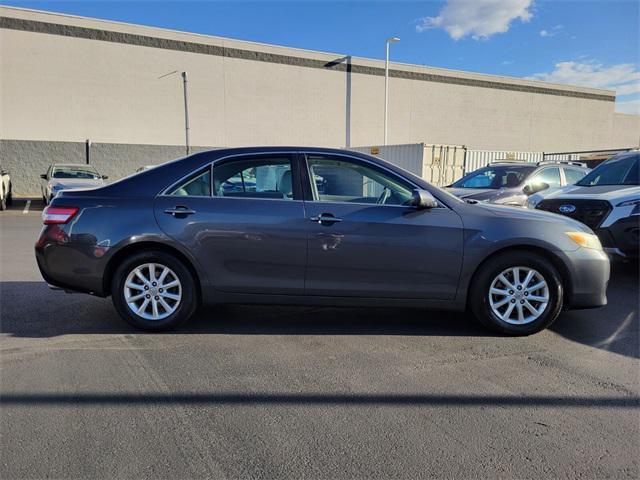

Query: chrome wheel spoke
[[522, 270, 535, 289], [136, 298, 150, 315], [162, 279, 179, 289], [151, 298, 159, 319], [527, 281, 546, 293], [493, 297, 511, 308], [490, 287, 509, 296], [501, 302, 516, 321], [126, 292, 146, 303], [135, 270, 150, 286], [158, 297, 173, 313], [125, 281, 144, 291], [516, 303, 525, 323], [524, 300, 540, 317], [527, 295, 547, 302], [161, 292, 180, 301], [498, 274, 515, 290], [158, 267, 170, 285]]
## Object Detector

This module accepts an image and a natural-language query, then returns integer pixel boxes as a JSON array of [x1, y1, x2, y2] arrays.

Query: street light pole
[[181, 71, 190, 156], [384, 37, 400, 146]]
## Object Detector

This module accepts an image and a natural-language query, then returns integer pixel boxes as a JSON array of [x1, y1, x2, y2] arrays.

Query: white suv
[[530, 151, 639, 260]]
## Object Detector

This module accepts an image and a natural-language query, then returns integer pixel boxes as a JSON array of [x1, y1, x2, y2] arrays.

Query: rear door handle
[[310, 213, 342, 224], [164, 206, 196, 217]]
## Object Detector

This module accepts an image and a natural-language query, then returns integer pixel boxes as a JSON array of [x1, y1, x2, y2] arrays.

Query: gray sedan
[[35, 147, 609, 335], [40, 163, 107, 204]]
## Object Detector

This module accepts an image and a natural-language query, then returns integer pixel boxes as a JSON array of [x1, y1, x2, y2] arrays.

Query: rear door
[[301, 152, 464, 300], [154, 153, 308, 295]]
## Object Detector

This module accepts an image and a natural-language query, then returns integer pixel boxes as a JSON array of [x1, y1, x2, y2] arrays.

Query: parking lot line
[[22, 200, 31, 214]]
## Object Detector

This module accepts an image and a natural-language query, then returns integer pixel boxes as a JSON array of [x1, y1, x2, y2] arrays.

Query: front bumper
[[561, 247, 610, 309], [596, 217, 640, 259]]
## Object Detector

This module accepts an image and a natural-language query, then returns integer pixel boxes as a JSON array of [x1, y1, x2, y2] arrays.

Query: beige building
[[1, 6, 638, 195]]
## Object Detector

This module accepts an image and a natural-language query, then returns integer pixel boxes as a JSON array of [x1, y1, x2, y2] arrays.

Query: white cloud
[[530, 60, 640, 115], [529, 61, 640, 95], [416, 0, 534, 40], [539, 29, 553, 37], [616, 99, 640, 115]]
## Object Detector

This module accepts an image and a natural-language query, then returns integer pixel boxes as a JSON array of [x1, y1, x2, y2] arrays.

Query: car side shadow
[[0, 281, 491, 338], [550, 262, 639, 359]]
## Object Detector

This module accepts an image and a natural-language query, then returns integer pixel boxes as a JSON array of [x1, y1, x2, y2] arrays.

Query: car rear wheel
[[469, 251, 563, 335], [111, 251, 198, 331]]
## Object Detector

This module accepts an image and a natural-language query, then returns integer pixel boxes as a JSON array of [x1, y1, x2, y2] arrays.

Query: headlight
[[617, 198, 640, 207], [565, 232, 603, 250]]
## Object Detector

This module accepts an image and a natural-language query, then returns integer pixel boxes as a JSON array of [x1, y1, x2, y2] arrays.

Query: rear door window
[[563, 168, 587, 185], [212, 156, 296, 200], [530, 167, 561, 188]]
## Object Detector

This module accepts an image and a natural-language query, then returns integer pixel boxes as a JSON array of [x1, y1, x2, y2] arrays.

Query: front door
[[302, 153, 464, 299], [154, 153, 307, 295]]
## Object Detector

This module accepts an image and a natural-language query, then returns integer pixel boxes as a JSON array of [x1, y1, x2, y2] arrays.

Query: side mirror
[[102, 175, 109, 180], [40, 174, 47, 180], [523, 182, 549, 196], [409, 189, 438, 209]]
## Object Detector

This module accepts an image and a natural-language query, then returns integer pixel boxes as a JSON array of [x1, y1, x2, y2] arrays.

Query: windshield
[[53, 166, 101, 180], [576, 154, 639, 186], [451, 165, 536, 189]]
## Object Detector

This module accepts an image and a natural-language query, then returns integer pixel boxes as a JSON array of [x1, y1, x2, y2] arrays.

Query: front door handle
[[310, 213, 343, 224], [164, 206, 196, 217]]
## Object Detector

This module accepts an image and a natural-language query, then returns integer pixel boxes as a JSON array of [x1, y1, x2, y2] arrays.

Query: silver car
[[40, 164, 108, 204]]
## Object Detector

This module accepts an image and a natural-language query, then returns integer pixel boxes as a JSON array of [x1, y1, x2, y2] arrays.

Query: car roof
[[52, 163, 98, 168]]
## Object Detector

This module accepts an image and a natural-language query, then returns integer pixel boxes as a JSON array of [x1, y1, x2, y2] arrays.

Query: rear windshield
[[451, 165, 536, 189], [53, 166, 101, 180], [576, 154, 639, 186]]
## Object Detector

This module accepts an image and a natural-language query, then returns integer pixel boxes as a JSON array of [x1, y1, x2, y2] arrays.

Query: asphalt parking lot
[[1, 199, 639, 479]]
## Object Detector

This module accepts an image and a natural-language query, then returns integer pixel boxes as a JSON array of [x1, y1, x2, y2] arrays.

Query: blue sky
[[3, 0, 639, 113]]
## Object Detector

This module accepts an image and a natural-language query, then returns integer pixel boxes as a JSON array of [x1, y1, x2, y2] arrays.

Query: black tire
[[469, 250, 563, 336], [6, 185, 12, 206], [111, 250, 199, 331]]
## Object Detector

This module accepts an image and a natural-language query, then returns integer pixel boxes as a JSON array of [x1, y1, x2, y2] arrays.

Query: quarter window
[[306, 155, 413, 206], [168, 169, 211, 197]]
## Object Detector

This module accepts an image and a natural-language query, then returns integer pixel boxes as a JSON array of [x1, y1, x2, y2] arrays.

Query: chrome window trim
[[159, 150, 300, 200]]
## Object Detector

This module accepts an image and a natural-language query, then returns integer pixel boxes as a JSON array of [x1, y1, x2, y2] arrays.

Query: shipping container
[[349, 143, 466, 187]]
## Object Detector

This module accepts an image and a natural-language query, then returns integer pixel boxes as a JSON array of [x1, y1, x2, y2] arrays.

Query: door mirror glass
[[409, 189, 438, 209], [523, 182, 549, 196]]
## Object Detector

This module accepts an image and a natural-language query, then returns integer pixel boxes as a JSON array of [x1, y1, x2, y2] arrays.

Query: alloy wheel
[[124, 263, 182, 320], [488, 266, 549, 325]]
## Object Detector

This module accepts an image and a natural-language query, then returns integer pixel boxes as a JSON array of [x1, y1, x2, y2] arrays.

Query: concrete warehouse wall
[[1, 6, 639, 196], [0, 139, 216, 196]]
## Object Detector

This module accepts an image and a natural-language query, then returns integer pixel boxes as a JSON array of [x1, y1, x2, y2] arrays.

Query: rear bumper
[[562, 247, 610, 309], [35, 225, 108, 296]]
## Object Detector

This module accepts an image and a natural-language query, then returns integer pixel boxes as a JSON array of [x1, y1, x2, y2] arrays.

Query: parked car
[[0, 164, 12, 211], [136, 165, 158, 173], [532, 150, 639, 260], [447, 161, 589, 206], [36, 147, 609, 335], [40, 163, 108, 204]]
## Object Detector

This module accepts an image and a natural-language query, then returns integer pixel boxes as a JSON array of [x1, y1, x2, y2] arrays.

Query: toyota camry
[[35, 147, 610, 335]]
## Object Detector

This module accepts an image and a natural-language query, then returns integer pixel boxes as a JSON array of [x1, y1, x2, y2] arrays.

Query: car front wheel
[[469, 251, 564, 335], [111, 251, 199, 331]]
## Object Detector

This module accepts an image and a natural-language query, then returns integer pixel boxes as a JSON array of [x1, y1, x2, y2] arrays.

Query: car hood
[[50, 178, 104, 190], [474, 201, 591, 232], [447, 187, 503, 201], [540, 184, 640, 201]]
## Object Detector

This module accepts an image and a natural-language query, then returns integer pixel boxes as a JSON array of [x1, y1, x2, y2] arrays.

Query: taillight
[[43, 206, 79, 225]]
